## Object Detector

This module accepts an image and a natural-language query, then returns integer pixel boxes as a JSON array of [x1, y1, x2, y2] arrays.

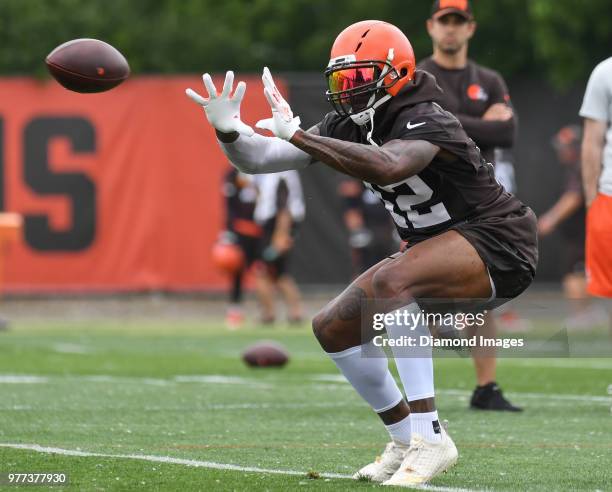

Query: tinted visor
[[327, 66, 378, 94], [325, 62, 395, 117]]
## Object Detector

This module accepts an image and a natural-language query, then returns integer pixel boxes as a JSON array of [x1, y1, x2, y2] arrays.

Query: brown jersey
[[318, 70, 538, 293]]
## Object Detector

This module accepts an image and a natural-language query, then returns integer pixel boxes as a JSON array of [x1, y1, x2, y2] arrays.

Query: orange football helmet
[[325, 20, 416, 125], [212, 242, 245, 275]]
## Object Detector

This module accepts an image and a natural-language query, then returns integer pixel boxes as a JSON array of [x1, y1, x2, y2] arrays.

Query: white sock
[[385, 303, 435, 401], [410, 410, 442, 442], [384, 414, 412, 445], [327, 340, 403, 413]]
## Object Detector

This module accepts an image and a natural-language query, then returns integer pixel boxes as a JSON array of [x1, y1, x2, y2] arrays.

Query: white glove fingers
[[265, 68, 286, 105], [263, 87, 277, 109], [185, 88, 208, 106], [202, 73, 218, 99], [262, 66, 274, 90], [221, 71, 234, 98], [233, 81, 247, 102], [262, 67, 282, 99]]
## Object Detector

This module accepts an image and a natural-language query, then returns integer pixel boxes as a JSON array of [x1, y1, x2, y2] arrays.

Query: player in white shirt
[[579, 56, 612, 297]]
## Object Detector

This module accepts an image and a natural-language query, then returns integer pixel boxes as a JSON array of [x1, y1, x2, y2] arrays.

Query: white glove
[[186, 71, 254, 137], [255, 67, 301, 140]]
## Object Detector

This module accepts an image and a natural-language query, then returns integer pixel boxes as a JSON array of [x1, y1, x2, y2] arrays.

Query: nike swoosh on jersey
[[406, 121, 426, 130]]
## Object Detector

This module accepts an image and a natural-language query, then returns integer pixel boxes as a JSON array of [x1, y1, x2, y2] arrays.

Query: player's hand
[[272, 233, 293, 254], [256, 67, 301, 140], [482, 103, 513, 121], [186, 71, 254, 137], [537, 213, 557, 236]]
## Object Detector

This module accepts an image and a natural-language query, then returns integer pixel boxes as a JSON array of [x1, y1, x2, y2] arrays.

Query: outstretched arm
[[290, 130, 439, 185], [216, 127, 317, 174]]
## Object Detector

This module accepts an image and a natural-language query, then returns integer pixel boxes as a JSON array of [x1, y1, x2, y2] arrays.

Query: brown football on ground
[[242, 341, 289, 368], [46, 38, 130, 93]]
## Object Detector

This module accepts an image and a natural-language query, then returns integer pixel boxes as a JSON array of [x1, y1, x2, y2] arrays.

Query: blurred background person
[[254, 170, 305, 324], [337, 178, 398, 278], [0, 213, 22, 331], [420, 1, 515, 167], [419, 0, 521, 411], [219, 167, 265, 329], [580, 56, 612, 299], [539, 126, 606, 327]]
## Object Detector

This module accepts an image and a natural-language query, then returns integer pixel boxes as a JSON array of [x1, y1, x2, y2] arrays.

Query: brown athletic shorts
[[452, 206, 538, 301]]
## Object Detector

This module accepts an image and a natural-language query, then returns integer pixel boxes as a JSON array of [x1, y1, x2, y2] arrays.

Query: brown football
[[46, 38, 130, 93], [242, 341, 290, 368]]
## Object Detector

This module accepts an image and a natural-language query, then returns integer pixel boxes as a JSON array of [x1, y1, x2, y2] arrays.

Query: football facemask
[[325, 54, 398, 121]]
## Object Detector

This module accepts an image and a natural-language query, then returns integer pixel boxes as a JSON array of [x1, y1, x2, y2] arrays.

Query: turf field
[[1, 319, 611, 491]]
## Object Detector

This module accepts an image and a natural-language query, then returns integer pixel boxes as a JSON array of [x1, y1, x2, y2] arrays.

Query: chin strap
[[352, 48, 395, 146], [364, 108, 377, 147], [364, 93, 392, 146]]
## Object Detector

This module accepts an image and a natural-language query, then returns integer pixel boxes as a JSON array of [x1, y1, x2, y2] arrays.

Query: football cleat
[[353, 441, 410, 483], [470, 382, 523, 412], [383, 423, 458, 486]]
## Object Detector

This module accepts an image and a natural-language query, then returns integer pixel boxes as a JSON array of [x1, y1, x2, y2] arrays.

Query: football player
[[220, 167, 263, 328], [540, 126, 607, 328], [187, 21, 537, 486], [254, 171, 305, 324]]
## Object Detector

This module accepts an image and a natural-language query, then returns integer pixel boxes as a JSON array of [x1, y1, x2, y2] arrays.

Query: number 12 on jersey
[[365, 175, 451, 229]]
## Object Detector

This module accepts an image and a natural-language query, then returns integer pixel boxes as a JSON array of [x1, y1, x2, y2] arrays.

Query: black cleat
[[470, 382, 523, 412]]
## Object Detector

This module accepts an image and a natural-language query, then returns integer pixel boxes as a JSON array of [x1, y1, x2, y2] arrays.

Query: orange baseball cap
[[431, 0, 473, 20]]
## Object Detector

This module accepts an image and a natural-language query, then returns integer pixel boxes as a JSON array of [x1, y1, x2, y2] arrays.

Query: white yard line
[[140, 402, 348, 411], [0, 402, 347, 412], [0, 375, 49, 384], [174, 375, 253, 384], [0, 443, 477, 492], [1, 373, 609, 403], [52, 343, 92, 354]]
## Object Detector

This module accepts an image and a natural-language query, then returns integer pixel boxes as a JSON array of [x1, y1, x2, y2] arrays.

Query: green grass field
[[0, 320, 611, 491]]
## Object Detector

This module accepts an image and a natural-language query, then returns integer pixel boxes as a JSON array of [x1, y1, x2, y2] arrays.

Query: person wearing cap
[[419, 0, 522, 412]]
